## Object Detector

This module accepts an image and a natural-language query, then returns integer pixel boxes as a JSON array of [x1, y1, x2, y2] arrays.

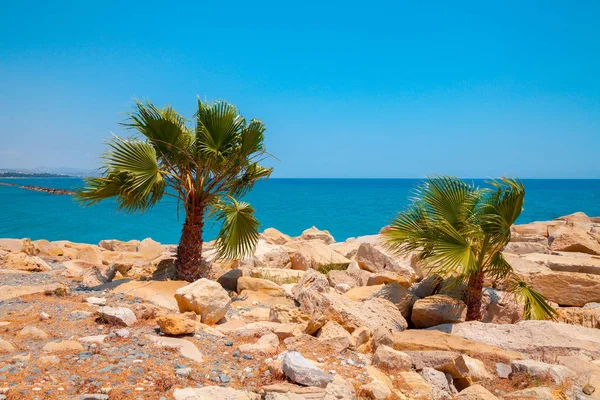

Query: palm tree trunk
[[464, 270, 484, 321], [176, 202, 208, 282]]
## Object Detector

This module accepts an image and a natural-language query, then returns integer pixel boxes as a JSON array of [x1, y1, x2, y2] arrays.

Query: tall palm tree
[[383, 176, 556, 321], [76, 98, 272, 282]]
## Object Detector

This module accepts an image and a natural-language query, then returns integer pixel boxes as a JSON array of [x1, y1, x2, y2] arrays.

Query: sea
[[1, 178, 599, 244]]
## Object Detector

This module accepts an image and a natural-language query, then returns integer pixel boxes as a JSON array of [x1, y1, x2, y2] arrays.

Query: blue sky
[[1, 1, 598, 178]]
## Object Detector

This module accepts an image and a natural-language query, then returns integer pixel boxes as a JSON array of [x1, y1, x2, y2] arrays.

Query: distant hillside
[[0, 168, 98, 178]]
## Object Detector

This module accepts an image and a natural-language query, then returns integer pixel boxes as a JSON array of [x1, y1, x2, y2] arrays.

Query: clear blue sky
[[1, 1, 598, 178]]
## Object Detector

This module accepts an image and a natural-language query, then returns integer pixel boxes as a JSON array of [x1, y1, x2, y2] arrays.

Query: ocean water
[[1, 178, 600, 244]]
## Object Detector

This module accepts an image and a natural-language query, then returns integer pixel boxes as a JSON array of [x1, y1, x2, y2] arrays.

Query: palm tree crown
[[76, 98, 272, 281], [383, 176, 556, 321]]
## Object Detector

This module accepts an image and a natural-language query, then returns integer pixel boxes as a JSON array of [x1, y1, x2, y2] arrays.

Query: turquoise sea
[[1, 178, 599, 244]]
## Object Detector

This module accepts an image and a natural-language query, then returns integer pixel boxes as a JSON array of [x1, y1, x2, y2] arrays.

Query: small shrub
[[317, 263, 347, 274]]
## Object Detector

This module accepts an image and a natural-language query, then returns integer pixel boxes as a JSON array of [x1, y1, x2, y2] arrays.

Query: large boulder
[[174, 278, 231, 324], [316, 321, 353, 352], [373, 345, 412, 371], [251, 240, 290, 268], [110, 280, 186, 310], [372, 283, 418, 319], [354, 242, 415, 279], [299, 227, 335, 244], [173, 387, 258, 400], [456, 384, 498, 400], [237, 276, 285, 296], [480, 288, 523, 324], [81, 263, 118, 288], [290, 241, 351, 271], [137, 238, 163, 259], [326, 268, 371, 289], [411, 295, 467, 328], [511, 359, 572, 384], [523, 252, 600, 275], [523, 270, 600, 306], [260, 228, 292, 245], [557, 306, 600, 329], [98, 239, 139, 252], [1, 252, 51, 272], [96, 306, 137, 326], [550, 228, 600, 255], [282, 351, 333, 388], [503, 241, 548, 255], [76, 245, 103, 265], [429, 320, 600, 358], [156, 314, 196, 336]]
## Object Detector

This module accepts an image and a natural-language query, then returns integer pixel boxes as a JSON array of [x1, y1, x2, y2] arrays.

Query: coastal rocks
[[557, 306, 600, 328], [147, 335, 204, 363], [373, 345, 412, 371], [42, 340, 85, 353], [110, 280, 187, 310], [17, 325, 48, 340], [174, 278, 231, 324], [81, 264, 117, 287], [173, 387, 258, 400], [550, 228, 600, 255], [260, 227, 292, 245], [251, 240, 290, 268], [282, 351, 333, 388], [372, 283, 418, 318], [316, 321, 353, 352], [411, 295, 467, 328], [290, 241, 351, 271], [437, 355, 491, 387], [480, 289, 523, 324], [298, 226, 335, 244], [98, 239, 139, 252], [429, 320, 600, 358], [76, 245, 103, 265], [237, 276, 286, 296], [96, 306, 137, 326], [1, 252, 51, 272], [503, 241, 548, 255], [523, 252, 600, 275], [511, 359, 572, 384], [456, 384, 498, 400], [354, 242, 415, 279], [421, 367, 455, 399], [156, 314, 195, 335], [238, 333, 279, 356], [523, 270, 600, 306], [137, 237, 162, 259]]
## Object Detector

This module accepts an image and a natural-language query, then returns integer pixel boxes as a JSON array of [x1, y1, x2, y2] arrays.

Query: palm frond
[[212, 197, 260, 260], [418, 176, 476, 227], [195, 99, 246, 161], [507, 276, 557, 320], [228, 163, 273, 197]]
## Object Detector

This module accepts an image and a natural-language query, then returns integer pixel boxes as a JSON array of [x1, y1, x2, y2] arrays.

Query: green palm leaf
[[212, 197, 261, 260]]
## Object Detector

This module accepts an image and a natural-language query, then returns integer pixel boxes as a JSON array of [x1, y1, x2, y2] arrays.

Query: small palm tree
[[76, 98, 272, 282], [383, 176, 556, 321]]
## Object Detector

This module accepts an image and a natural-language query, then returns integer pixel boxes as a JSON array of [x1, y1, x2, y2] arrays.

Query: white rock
[[282, 351, 333, 388], [96, 306, 137, 327], [174, 278, 231, 324]]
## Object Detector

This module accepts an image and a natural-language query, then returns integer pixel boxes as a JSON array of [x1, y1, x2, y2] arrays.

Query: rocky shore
[[1, 212, 600, 399], [0, 182, 74, 195]]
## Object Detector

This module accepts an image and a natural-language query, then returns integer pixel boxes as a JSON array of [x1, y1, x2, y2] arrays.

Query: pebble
[[39, 312, 51, 321]]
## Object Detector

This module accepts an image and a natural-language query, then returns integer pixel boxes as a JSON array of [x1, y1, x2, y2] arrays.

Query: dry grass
[[254, 271, 300, 285], [316, 263, 347, 274]]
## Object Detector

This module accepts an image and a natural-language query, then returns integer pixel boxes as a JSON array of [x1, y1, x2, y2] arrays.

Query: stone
[[299, 226, 335, 244], [111, 279, 187, 310], [96, 306, 137, 327], [421, 367, 454, 399], [367, 271, 411, 287], [480, 288, 523, 324], [403, 350, 460, 371], [137, 238, 162, 259], [329, 240, 362, 259], [327, 268, 371, 289], [503, 241, 548, 254], [429, 320, 600, 358], [523, 252, 600, 275], [174, 278, 231, 324], [437, 355, 491, 387], [237, 276, 285, 296], [173, 386, 257, 400], [496, 362, 512, 378], [42, 340, 84, 353], [316, 321, 353, 352], [344, 284, 384, 301], [81, 264, 117, 288], [456, 384, 498, 399], [502, 387, 562, 400], [269, 304, 310, 324], [147, 335, 203, 363], [522, 270, 600, 306], [282, 351, 333, 388], [550, 228, 600, 255], [0, 238, 31, 253], [411, 294, 467, 328], [238, 333, 279, 356], [17, 326, 48, 340], [557, 306, 600, 328], [78, 335, 108, 345], [86, 297, 107, 306], [372, 283, 418, 319], [76, 245, 103, 265], [98, 239, 139, 252], [156, 314, 195, 336], [0, 283, 61, 301], [355, 242, 415, 279], [396, 371, 434, 399], [1, 252, 51, 272], [217, 268, 244, 291], [0, 338, 15, 353], [373, 345, 412, 371], [511, 359, 572, 384], [283, 334, 342, 358], [324, 375, 356, 400], [352, 326, 372, 350], [252, 240, 290, 268], [290, 241, 351, 271], [261, 228, 292, 245]]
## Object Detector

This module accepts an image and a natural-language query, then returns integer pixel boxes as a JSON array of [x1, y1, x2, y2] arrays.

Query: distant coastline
[[0, 182, 74, 195]]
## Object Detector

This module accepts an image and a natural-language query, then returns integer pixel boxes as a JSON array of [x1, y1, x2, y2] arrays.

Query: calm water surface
[[1, 178, 599, 244]]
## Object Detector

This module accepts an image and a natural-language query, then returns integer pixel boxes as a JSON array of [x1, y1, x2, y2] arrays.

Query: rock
[[69, 310, 93, 320], [0, 283, 61, 301], [269, 304, 310, 324], [282, 351, 333, 388], [396, 371, 434, 399], [283, 333, 343, 357], [372, 283, 418, 319], [496, 362, 512, 378], [96, 306, 137, 327], [76, 245, 103, 265], [42, 340, 84, 353], [147, 335, 204, 363], [98, 239, 139, 252], [261, 228, 292, 245], [0, 238, 32, 253], [237, 276, 285, 296], [393, 329, 522, 361], [17, 326, 48, 340], [217, 268, 244, 291], [502, 387, 563, 399], [403, 350, 460, 371], [81, 264, 117, 288], [373, 345, 412, 370], [550, 228, 600, 255], [157, 314, 195, 335], [324, 375, 356, 400], [111, 279, 187, 310], [367, 271, 411, 287], [290, 241, 351, 271], [344, 284, 384, 301], [511, 359, 572, 384], [252, 240, 290, 268], [39, 312, 51, 320], [329, 240, 362, 259], [372, 326, 394, 349], [173, 386, 257, 400], [503, 241, 548, 254], [524, 252, 600, 275], [480, 288, 523, 324], [437, 355, 491, 388], [238, 333, 279, 356], [429, 320, 600, 358], [251, 268, 304, 284], [78, 335, 108, 344], [299, 226, 335, 244], [520, 270, 600, 307], [0, 338, 15, 353], [421, 367, 454, 399], [456, 384, 498, 399], [351, 326, 372, 350], [354, 242, 415, 279], [316, 321, 353, 352], [86, 297, 107, 306], [327, 268, 372, 289], [2, 252, 51, 272], [557, 306, 600, 328], [411, 294, 467, 328], [137, 238, 162, 259], [174, 278, 231, 324]]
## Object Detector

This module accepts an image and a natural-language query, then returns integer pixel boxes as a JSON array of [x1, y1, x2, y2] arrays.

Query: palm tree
[[383, 176, 556, 321], [76, 98, 272, 282]]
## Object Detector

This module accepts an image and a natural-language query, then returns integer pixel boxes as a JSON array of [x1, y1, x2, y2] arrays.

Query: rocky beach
[[1, 212, 600, 400]]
